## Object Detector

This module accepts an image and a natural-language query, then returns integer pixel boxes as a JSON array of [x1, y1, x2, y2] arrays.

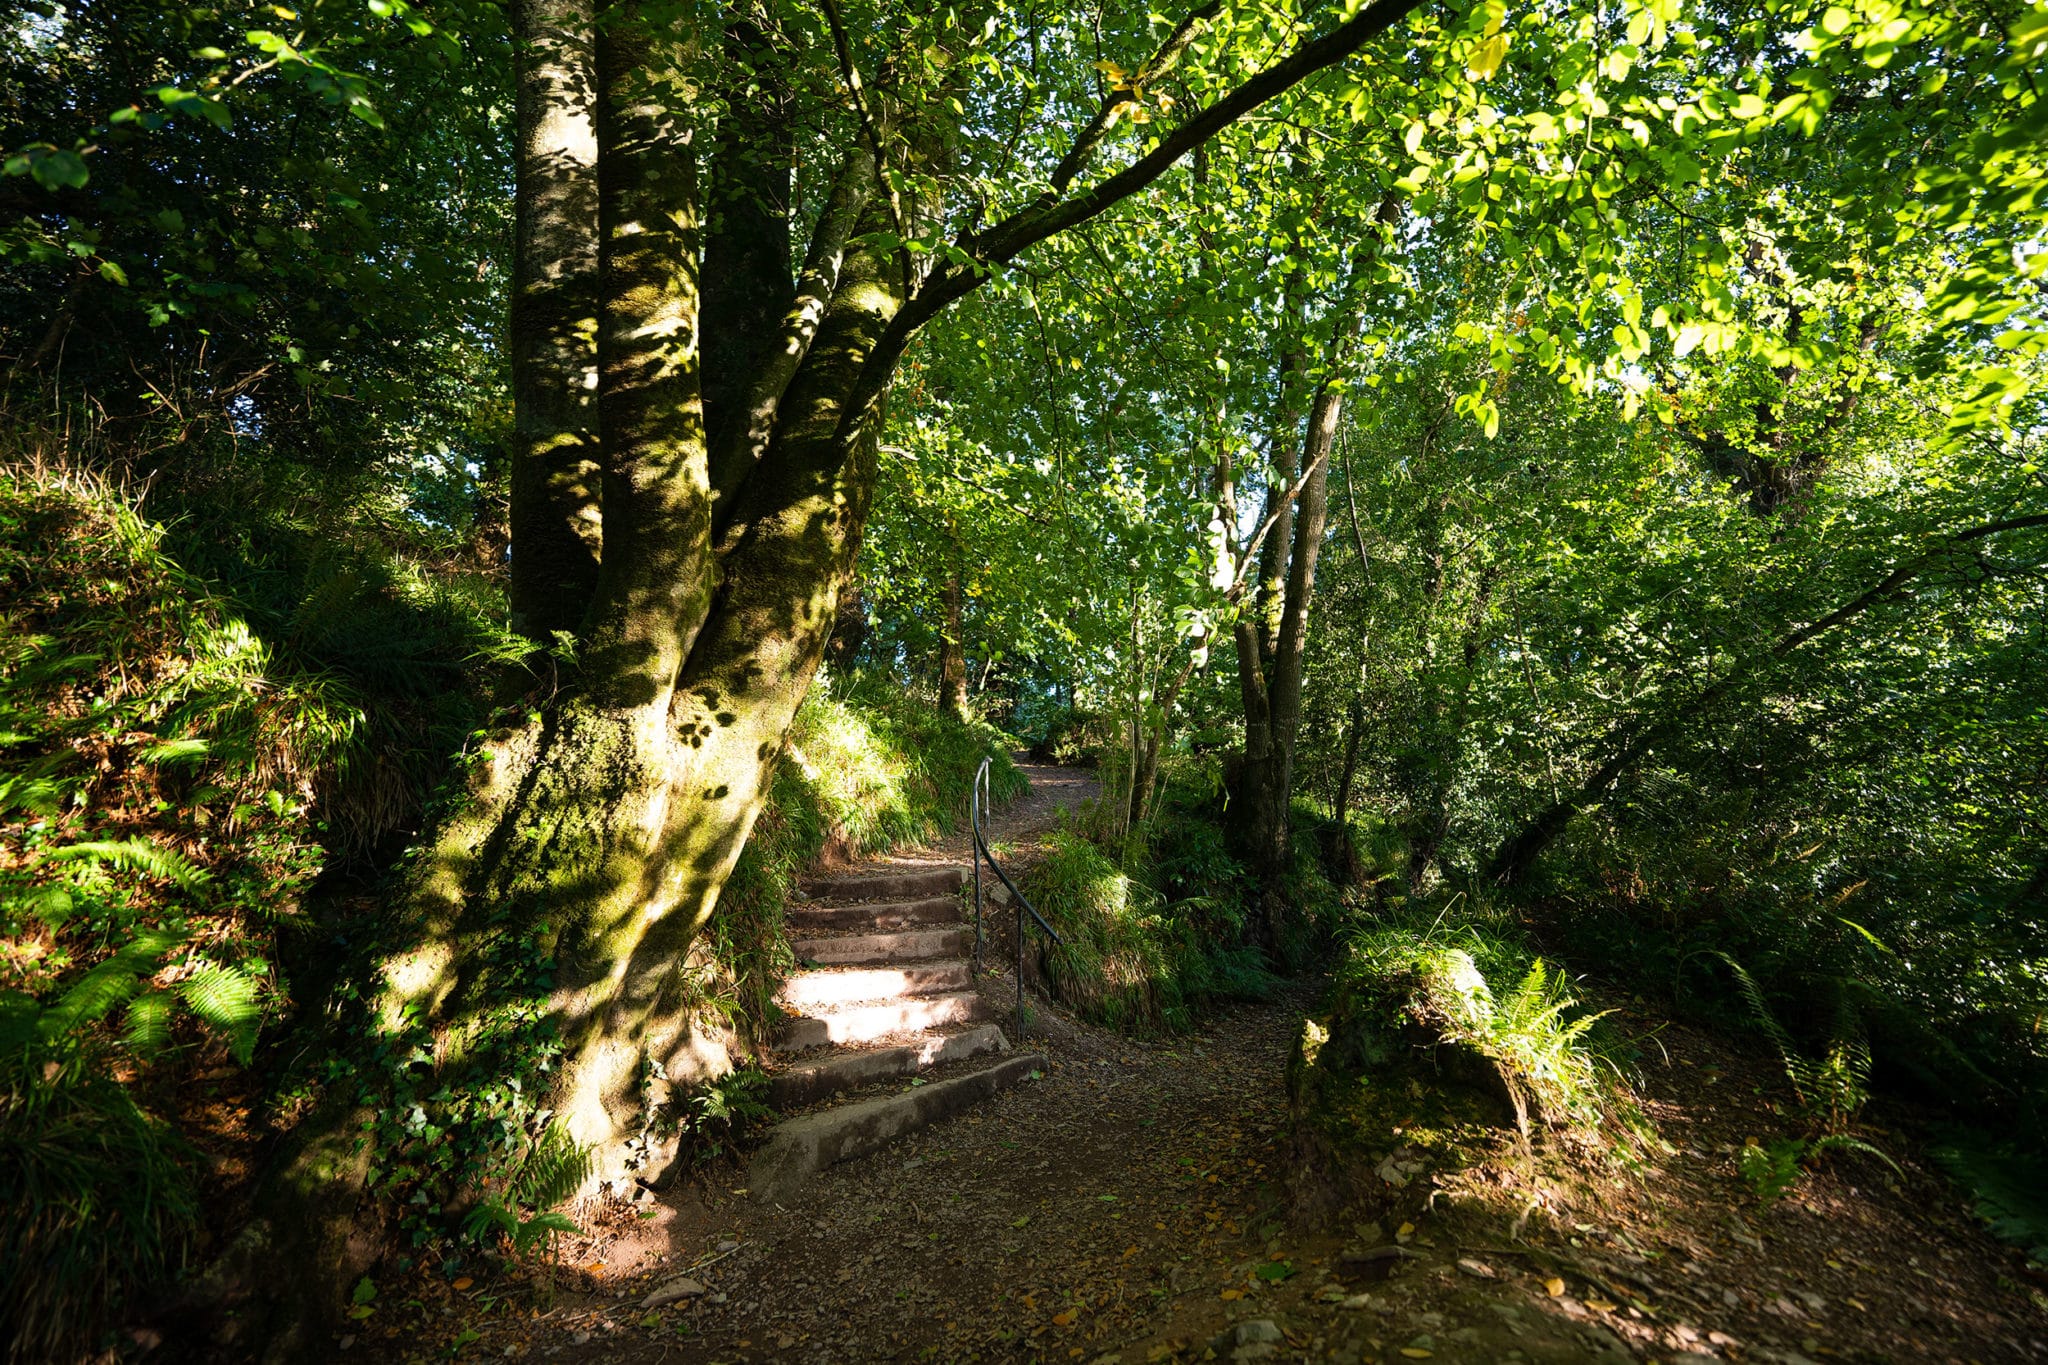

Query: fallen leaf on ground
[[1545, 1277, 1567, 1297]]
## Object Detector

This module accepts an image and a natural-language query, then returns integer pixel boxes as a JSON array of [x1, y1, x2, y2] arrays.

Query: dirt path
[[360, 764, 2048, 1363], [923, 754, 1100, 863]]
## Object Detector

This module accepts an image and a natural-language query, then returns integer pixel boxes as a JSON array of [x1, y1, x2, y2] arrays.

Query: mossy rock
[[1286, 958, 1521, 1223]]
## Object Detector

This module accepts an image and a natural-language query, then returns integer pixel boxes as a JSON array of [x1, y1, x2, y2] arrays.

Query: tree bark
[[507, 0, 601, 641], [1232, 259, 1374, 918]]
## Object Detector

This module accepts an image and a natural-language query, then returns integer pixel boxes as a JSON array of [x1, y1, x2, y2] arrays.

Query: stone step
[[790, 927, 970, 966], [748, 1050, 1048, 1203], [777, 960, 972, 1010], [766, 1023, 1008, 1109], [775, 990, 989, 1051], [799, 865, 967, 902], [786, 896, 961, 932]]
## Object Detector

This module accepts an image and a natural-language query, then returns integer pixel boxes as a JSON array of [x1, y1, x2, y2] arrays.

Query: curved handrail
[[971, 756, 1063, 1042]]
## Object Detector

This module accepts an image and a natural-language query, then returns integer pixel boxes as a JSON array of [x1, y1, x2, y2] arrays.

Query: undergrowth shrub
[[1934, 1134, 2048, 1270], [1328, 897, 1647, 1152], [1030, 831, 1198, 1032], [0, 1044, 199, 1364], [0, 451, 516, 1343], [1023, 758, 1277, 1035]]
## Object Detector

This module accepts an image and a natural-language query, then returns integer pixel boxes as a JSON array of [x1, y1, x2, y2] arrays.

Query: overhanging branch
[[833, 0, 1430, 443]]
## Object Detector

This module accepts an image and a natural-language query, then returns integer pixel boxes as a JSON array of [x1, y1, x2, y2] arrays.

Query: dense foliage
[[4, 0, 2047, 1347]]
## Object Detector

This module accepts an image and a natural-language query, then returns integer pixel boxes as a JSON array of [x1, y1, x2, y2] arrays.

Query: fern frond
[[510, 1124, 591, 1212], [1713, 952, 1801, 1089], [138, 737, 211, 767], [177, 961, 262, 1063], [45, 838, 210, 891], [43, 959, 145, 1038], [124, 989, 174, 1054], [461, 1198, 519, 1244], [511, 1211, 580, 1256], [0, 772, 68, 817], [1809, 1133, 1903, 1178], [15, 882, 76, 928]]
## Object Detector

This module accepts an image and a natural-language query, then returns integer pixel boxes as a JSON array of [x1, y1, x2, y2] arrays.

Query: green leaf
[[29, 148, 89, 190]]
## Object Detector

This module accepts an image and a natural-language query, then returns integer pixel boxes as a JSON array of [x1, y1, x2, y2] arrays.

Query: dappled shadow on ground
[[359, 976, 2048, 1364], [350, 764, 2047, 1363]]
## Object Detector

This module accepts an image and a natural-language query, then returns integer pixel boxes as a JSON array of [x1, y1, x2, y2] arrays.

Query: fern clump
[[1716, 953, 1904, 1202], [1327, 901, 1648, 1153], [1934, 1135, 2048, 1269], [0, 461, 437, 1339]]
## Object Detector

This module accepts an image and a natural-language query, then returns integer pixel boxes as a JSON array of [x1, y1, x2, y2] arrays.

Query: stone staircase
[[744, 861, 1046, 1203]]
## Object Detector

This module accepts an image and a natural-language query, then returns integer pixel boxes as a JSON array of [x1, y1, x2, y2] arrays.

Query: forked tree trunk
[[243, 0, 1433, 1345], [1231, 248, 1377, 927]]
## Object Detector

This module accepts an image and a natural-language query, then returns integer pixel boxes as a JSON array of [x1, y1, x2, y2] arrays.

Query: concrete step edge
[[747, 1050, 1048, 1203], [798, 866, 968, 900], [789, 928, 972, 966], [774, 991, 989, 1051], [776, 961, 972, 1009], [765, 1023, 1009, 1109], [786, 897, 964, 929]]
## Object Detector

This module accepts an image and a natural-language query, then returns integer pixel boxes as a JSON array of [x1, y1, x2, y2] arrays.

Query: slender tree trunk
[[507, 0, 601, 641], [1333, 693, 1364, 825], [1232, 258, 1373, 923], [1128, 648, 1198, 831], [938, 565, 969, 721]]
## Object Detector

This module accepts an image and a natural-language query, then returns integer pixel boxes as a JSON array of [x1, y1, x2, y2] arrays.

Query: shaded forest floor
[[354, 765, 2048, 1365]]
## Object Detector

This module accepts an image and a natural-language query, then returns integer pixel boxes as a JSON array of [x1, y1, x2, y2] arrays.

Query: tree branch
[[833, 0, 1429, 444], [1048, 1, 1222, 197], [710, 144, 873, 517], [1487, 509, 2048, 884]]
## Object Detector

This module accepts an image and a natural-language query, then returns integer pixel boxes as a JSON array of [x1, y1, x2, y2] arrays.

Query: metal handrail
[[971, 756, 1063, 1043]]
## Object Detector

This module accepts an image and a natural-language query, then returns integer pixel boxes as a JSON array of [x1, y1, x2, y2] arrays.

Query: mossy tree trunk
[[939, 561, 970, 721], [507, 0, 601, 640], [252, 0, 1434, 1343]]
